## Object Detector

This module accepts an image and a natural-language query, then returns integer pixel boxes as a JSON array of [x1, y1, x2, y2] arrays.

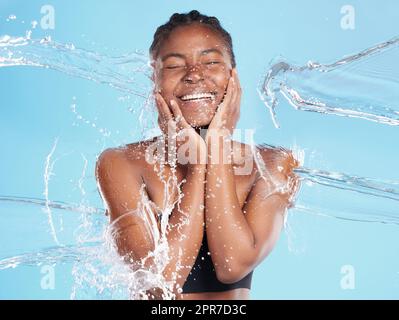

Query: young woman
[[95, 10, 299, 300]]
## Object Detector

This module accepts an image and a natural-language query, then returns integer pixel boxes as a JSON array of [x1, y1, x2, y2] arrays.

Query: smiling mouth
[[179, 92, 216, 102]]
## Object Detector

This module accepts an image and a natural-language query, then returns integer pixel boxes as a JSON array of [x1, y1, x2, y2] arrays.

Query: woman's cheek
[[160, 75, 178, 93]]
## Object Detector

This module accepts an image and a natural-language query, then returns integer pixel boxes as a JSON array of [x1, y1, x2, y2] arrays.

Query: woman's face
[[152, 23, 233, 127]]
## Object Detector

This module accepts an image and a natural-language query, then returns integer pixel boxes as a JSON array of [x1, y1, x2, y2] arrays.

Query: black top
[[182, 230, 253, 293]]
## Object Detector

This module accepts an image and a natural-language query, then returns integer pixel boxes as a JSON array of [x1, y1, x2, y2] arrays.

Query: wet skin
[[96, 23, 299, 300], [152, 22, 232, 128]]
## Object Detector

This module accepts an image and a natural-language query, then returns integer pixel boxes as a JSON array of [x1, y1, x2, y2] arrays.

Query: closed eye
[[165, 65, 185, 69]]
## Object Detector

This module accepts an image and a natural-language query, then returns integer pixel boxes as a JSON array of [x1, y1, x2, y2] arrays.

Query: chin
[[181, 110, 214, 128], [186, 117, 212, 128]]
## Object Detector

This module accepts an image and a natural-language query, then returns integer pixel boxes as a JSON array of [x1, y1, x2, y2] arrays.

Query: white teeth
[[180, 92, 215, 101]]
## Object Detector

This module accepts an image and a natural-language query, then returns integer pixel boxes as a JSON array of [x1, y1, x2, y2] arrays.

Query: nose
[[182, 64, 204, 84]]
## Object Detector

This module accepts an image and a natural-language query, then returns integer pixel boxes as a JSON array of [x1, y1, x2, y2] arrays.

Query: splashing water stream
[[1, 32, 398, 299], [258, 37, 399, 128]]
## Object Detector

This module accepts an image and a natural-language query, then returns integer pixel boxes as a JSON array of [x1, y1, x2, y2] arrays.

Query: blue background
[[0, 0, 398, 299]]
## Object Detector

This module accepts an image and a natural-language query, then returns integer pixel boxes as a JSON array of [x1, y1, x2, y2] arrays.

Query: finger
[[230, 70, 238, 106], [155, 93, 173, 122], [155, 93, 172, 117], [169, 100, 190, 129], [233, 68, 241, 91], [155, 93, 174, 131], [219, 74, 234, 111], [233, 69, 242, 95], [227, 69, 240, 113]]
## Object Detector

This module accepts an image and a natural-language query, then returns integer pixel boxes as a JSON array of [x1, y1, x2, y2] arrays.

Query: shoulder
[[231, 140, 296, 165], [95, 147, 134, 195], [230, 141, 298, 174], [257, 144, 298, 172], [95, 137, 158, 180], [254, 144, 299, 187]]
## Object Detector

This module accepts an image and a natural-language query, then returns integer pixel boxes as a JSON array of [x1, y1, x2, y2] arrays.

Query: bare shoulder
[[255, 144, 299, 184], [258, 145, 298, 167], [95, 138, 157, 217], [124, 137, 159, 161], [230, 141, 298, 173], [95, 146, 133, 176], [96, 137, 157, 175]]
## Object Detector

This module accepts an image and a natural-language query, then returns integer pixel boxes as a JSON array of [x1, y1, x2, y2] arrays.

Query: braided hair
[[149, 10, 236, 68]]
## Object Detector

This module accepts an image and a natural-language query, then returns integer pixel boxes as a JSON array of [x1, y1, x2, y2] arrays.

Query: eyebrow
[[201, 48, 224, 56], [161, 53, 185, 62], [161, 48, 224, 61]]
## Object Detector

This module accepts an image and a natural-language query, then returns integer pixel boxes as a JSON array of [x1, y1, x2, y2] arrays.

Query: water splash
[[246, 144, 399, 225], [0, 244, 100, 270], [0, 34, 152, 98], [6, 15, 17, 22], [0, 33, 185, 299], [71, 180, 183, 300], [0, 189, 178, 299], [294, 167, 399, 225], [78, 153, 88, 197], [42, 137, 61, 245], [1, 28, 399, 299], [258, 37, 399, 128], [0, 195, 104, 214], [1, 144, 399, 298], [296, 167, 399, 202], [0, 33, 157, 140]]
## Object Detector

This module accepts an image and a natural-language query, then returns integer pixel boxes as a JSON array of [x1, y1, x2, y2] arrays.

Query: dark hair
[[149, 10, 236, 68]]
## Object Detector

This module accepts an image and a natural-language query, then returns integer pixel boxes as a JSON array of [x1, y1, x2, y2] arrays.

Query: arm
[[96, 148, 206, 299], [205, 146, 299, 284]]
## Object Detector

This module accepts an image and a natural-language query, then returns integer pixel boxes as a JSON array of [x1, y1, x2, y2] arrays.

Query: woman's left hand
[[206, 68, 241, 141]]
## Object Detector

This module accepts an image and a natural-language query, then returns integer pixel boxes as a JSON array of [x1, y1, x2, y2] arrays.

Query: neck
[[193, 125, 209, 138]]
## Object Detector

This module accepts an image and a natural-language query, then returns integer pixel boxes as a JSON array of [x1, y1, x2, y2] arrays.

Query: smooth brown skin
[[95, 23, 299, 300]]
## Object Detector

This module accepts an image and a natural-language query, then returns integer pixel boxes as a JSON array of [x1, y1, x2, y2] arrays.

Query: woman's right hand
[[155, 93, 207, 166]]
